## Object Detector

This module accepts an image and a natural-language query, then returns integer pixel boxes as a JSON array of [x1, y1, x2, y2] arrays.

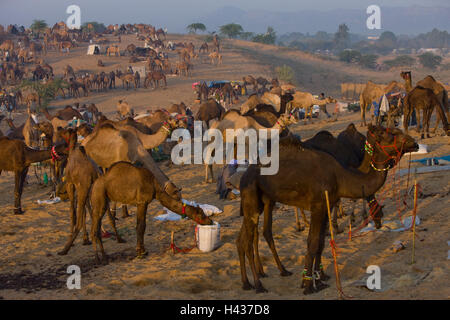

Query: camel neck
[[337, 141, 390, 199], [24, 148, 52, 165], [137, 125, 170, 150]]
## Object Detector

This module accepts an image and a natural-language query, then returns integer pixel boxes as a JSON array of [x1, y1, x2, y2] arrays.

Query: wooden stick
[[325, 190, 343, 298], [411, 180, 418, 264]]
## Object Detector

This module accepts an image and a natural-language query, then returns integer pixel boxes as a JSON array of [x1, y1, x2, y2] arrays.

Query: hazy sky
[[0, 0, 449, 33]]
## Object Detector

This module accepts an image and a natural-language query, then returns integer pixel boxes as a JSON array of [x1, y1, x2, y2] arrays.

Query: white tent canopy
[[87, 45, 100, 55]]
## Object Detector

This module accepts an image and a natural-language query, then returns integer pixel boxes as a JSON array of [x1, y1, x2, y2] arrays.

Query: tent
[[86, 45, 100, 55]]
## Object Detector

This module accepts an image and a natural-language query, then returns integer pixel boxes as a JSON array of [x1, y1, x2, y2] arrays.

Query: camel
[[237, 125, 418, 294], [176, 61, 192, 77], [117, 100, 134, 118], [195, 82, 209, 102], [144, 70, 167, 89], [288, 91, 337, 121], [57, 142, 125, 255], [120, 73, 136, 90], [243, 75, 257, 93], [341, 83, 365, 100], [80, 123, 181, 200], [301, 124, 384, 232], [89, 161, 211, 263], [401, 71, 449, 133], [0, 132, 73, 214], [195, 98, 226, 129], [402, 86, 449, 139], [209, 52, 222, 66], [359, 81, 404, 126], [167, 102, 187, 115], [199, 42, 208, 53], [204, 110, 297, 183], [134, 110, 171, 132], [64, 65, 75, 79], [106, 46, 120, 56]]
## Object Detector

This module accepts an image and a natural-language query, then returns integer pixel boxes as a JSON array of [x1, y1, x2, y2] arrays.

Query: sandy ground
[[0, 34, 449, 300]]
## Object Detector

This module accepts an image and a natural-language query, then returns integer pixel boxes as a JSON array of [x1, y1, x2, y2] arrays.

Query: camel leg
[[13, 168, 28, 214], [121, 204, 131, 218], [313, 216, 331, 286], [262, 199, 292, 277], [244, 215, 267, 293], [66, 183, 76, 234], [425, 107, 433, 138], [294, 207, 304, 232], [302, 205, 327, 294], [135, 203, 148, 258], [91, 199, 108, 264], [236, 219, 253, 290], [360, 103, 366, 127], [253, 220, 266, 278], [106, 204, 126, 243]]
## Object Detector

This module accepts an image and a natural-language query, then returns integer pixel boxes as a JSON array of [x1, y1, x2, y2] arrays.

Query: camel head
[[277, 113, 297, 129], [400, 71, 411, 81], [53, 127, 77, 153], [326, 97, 337, 104], [366, 125, 418, 170], [34, 121, 54, 148]]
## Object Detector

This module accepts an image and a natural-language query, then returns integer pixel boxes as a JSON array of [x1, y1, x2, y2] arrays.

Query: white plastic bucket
[[195, 221, 220, 252]]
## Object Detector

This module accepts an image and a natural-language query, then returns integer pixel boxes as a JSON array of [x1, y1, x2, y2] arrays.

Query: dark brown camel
[[57, 143, 125, 256], [0, 132, 73, 214], [402, 86, 449, 139], [144, 71, 167, 89], [195, 81, 209, 102], [195, 98, 225, 129], [89, 161, 213, 263], [237, 125, 418, 294]]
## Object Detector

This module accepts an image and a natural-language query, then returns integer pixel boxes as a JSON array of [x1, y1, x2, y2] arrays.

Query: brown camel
[[402, 86, 449, 138], [195, 98, 226, 129], [208, 52, 222, 65], [243, 75, 257, 93], [401, 71, 449, 134], [134, 110, 170, 132], [0, 132, 73, 214], [359, 81, 404, 126], [89, 161, 212, 263], [288, 91, 337, 121], [80, 123, 181, 200], [144, 70, 167, 89], [237, 125, 418, 294], [167, 102, 187, 115], [120, 73, 136, 90], [116, 100, 134, 118], [57, 142, 125, 255], [204, 110, 297, 183]]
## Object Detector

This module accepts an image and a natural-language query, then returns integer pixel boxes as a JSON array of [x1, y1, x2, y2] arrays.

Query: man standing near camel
[[318, 93, 331, 118]]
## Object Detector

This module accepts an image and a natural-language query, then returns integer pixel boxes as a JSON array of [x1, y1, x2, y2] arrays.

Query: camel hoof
[[242, 282, 254, 291], [136, 249, 148, 259], [257, 271, 267, 278], [57, 250, 68, 256], [314, 280, 330, 292], [320, 271, 330, 281], [82, 239, 92, 245], [117, 237, 126, 244], [296, 224, 305, 232], [280, 269, 293, 277], [255, 284, 268, 294], [13, 209, 24, 215], [302, 280, 315, 295]]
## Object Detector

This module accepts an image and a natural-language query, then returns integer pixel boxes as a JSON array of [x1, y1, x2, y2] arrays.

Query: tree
[[384, 55, 416, 68], [252, 26, 276, 45], [19, 79, 69, 111], [219, 23, 243, 38], [334, 23, 350, 50], [30, 19, 47, 37], [339, 49, 361, 63], [275, 65, 295, 84], [186, 23, 206, 34], [418, 52, 442, 69], [359, 54, 378, 69], [81, 22, 106, 33]]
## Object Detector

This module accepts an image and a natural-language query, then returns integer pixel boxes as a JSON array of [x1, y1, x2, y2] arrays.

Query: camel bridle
[[366, 128, 405, 171]]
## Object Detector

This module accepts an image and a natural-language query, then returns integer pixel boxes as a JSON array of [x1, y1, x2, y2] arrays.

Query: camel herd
[[0, 23, 449, 297]]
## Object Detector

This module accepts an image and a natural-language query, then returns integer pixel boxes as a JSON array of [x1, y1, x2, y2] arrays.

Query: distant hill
[[197, 5, 450, 36]]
